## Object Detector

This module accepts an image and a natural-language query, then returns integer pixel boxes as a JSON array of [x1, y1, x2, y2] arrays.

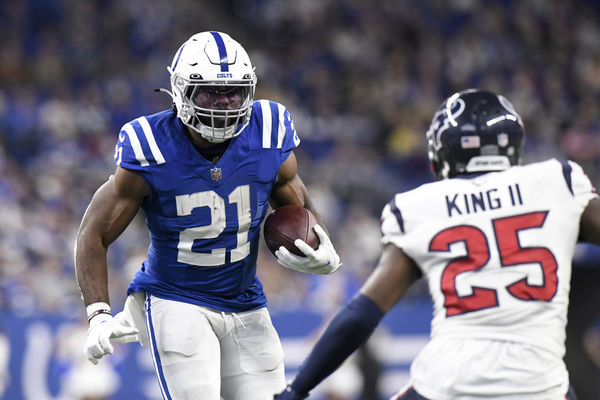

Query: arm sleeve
[[290, 294, 384, 397]]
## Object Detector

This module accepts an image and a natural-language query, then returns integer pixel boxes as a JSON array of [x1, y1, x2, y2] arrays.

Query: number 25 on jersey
[[430, 211, 558, 317]]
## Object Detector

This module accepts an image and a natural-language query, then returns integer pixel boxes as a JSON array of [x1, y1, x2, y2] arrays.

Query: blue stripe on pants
[[146, 294, 173, 400]]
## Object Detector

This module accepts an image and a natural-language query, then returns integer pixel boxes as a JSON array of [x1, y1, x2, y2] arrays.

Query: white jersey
[[381, 159, 598, 399]]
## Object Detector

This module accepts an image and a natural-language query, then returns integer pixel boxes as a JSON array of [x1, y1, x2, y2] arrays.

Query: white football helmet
[[163, 31, 257, 143]]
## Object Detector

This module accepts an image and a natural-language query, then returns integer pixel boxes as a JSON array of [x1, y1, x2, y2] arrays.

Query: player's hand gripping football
[[275, 224, 342, 275], [84, 309, 139, 365]]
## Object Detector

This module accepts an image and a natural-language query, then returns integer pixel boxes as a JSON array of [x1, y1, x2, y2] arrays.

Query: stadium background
[[1, 0, 600, 399]]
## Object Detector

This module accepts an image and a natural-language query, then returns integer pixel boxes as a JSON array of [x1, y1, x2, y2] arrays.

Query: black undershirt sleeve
[[290, 293, 385, 397]]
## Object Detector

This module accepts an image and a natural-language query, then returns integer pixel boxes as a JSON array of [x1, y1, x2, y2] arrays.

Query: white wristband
[[86, 302, 111, 322]]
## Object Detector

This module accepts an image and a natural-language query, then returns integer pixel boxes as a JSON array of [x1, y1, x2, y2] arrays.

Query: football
[[263, 205, 320, 256]]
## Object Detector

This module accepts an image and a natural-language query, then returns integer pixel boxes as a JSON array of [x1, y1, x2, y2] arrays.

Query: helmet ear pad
[[427, 140, 443, 179], [429, 160, 439, 177]]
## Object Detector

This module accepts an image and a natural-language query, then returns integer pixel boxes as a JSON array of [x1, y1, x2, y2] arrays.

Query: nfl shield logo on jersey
[[210, 166, 222, 181]]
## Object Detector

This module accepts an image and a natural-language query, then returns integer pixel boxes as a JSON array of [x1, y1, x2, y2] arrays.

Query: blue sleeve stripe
[[269, 101, 281, 149], [123, 123, 150, 166], [136, 117, 166, 164], [209, 31, 229, 72], [120, 118, 166, 167], [276, 104, 287, 149], [259, 100, 298, 150], [388, 198, 405, 233], [560, 160, 574, 195]]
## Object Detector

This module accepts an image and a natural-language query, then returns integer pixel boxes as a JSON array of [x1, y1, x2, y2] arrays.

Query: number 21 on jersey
[[176, 185, 251, 267]]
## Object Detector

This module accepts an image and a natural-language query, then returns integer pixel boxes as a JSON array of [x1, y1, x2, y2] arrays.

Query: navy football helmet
[[426, 89, 525, 179]]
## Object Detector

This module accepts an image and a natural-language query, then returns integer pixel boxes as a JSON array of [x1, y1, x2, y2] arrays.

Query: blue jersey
[[114, 100, 300, 312]]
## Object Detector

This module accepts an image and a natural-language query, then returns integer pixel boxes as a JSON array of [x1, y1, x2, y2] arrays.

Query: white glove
[[275, 224, 342, 275], [112, 310, 142, 344], [84, 309, 139, 365]]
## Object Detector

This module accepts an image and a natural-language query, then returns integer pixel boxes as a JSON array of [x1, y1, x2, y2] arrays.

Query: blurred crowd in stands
[[3, 1, 600, 398], [0, 0, 600, 326]]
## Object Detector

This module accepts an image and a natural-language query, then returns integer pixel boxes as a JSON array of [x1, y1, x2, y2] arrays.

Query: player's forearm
[[290, 294, 384, 397], [270, 178, 330, 236], [75, 230, 111, 306]]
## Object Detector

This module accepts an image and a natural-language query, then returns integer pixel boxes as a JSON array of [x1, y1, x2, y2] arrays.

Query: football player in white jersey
[[274, 89, 600, 400], [75, 32, 342, 400]]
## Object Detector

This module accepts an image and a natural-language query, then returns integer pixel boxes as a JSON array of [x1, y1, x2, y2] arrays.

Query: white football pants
[[142, 294, 285, 400]]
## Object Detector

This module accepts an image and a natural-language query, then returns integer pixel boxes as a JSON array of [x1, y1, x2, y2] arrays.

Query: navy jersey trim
[[560, 160, 574, 195], [388, 198, 405, 234], [392, 386, 430, 400], [210, 31, 229, 72]]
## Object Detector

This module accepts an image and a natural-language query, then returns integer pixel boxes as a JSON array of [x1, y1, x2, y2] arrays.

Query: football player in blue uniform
[[74, 31, 342, 400]]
